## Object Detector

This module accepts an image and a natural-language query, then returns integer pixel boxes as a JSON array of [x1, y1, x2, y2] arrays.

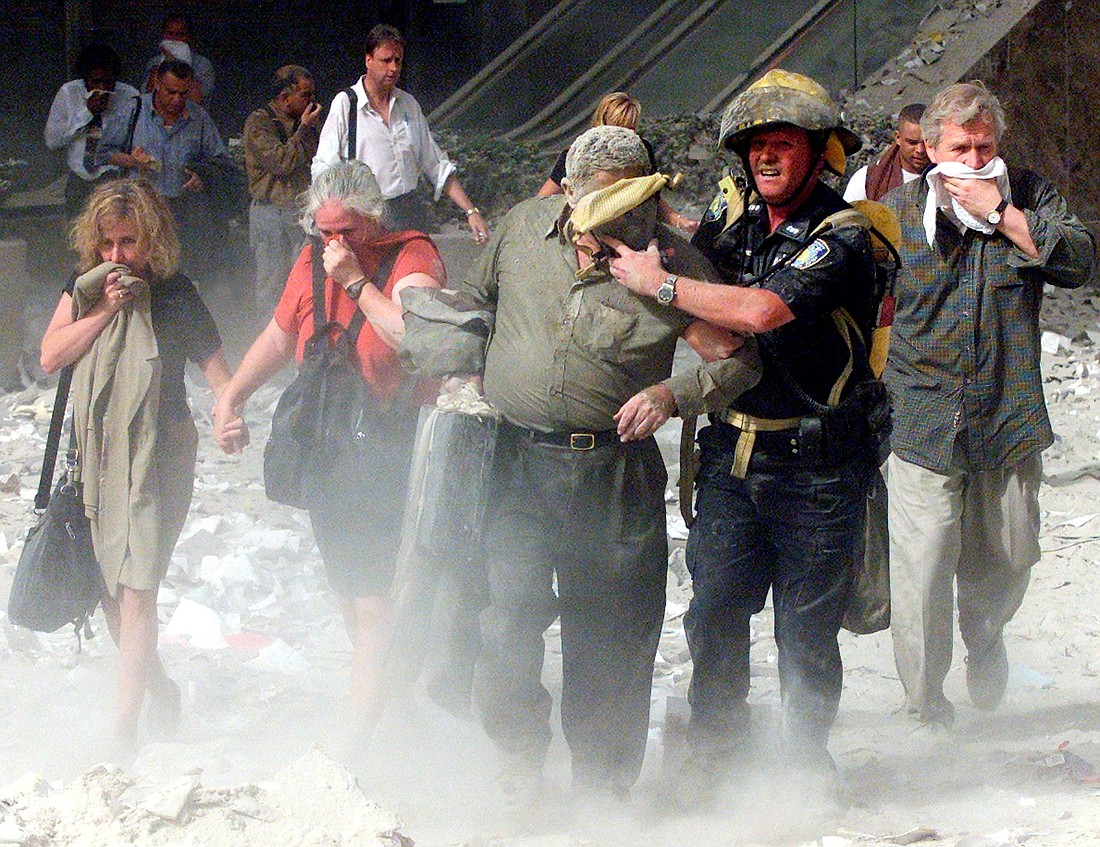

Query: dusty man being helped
[[402, 124, 760, 807], [609, 70, 881, 804]]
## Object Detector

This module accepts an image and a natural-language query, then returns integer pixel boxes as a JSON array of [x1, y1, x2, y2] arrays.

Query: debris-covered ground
[[3, 3, 1099, 843], [1, 282, 1099, 847]]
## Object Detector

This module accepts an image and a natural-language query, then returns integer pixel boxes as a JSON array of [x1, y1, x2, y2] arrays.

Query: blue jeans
[[684, 425, 867, 762]]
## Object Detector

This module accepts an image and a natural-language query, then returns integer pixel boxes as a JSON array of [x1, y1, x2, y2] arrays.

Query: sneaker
[[497, 761, 554, 833], [966, 636, 1009, 711]]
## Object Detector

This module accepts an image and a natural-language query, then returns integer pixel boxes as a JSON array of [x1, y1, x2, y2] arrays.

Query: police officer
[[608, 70, 878, 802]]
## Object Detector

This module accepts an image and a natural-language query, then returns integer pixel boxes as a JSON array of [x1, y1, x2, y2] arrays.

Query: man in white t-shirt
[[843, 103, 927, 202], [312, 24, 489, 243]]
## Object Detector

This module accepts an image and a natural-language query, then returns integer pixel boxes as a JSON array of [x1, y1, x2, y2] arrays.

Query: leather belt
[[505, 422, 621, 451], [716, 408, 802, 479]]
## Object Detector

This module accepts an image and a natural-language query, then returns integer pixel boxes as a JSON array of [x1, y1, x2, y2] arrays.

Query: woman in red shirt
[[213, 161, 445, 741]]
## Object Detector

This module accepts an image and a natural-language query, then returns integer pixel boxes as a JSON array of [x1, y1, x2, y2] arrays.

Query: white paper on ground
[[163, 597, 229, 649]]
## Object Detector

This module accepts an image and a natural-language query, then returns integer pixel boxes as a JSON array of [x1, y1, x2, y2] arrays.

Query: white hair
[[921, 80, 1006, 148], [299, 160, 384, 233]]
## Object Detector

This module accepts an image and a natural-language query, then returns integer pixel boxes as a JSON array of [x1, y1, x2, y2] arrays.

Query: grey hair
[[921, 81, 1005, 148], [299, 160, 385, 233], [564, 126, 651, 198]]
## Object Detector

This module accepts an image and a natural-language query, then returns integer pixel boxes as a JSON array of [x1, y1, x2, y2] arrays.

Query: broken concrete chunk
[[137, 775, 199, 822]]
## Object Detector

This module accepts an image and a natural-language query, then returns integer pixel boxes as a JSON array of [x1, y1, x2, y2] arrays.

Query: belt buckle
[[569, 433, 595, 451]]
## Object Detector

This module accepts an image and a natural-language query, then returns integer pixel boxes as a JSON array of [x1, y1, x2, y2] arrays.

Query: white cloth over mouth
[[923, 157, 1010, 246]]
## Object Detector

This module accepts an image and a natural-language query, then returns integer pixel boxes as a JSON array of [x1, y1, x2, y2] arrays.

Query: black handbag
[[264, 239, 398, 510], [8, 365, 104, 634]]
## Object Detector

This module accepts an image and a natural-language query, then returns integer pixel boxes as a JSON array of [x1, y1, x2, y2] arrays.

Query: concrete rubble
[[0, 749, 410, 846]]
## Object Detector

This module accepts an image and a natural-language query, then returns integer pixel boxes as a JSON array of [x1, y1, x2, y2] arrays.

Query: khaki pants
[[887, 452, 1040, 718]]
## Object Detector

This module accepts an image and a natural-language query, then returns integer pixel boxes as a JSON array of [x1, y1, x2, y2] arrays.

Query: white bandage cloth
[[923, 157, 1010, 246]]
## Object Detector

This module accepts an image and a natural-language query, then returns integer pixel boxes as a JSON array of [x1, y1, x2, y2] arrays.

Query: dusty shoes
[[909, 695, 956, 729], [146, 678, 182, 739], [966, 636, 1009, 711]]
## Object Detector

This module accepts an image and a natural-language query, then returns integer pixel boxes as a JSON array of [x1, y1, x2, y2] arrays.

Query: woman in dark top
[[40, 178, 232, 747], [537, 91, 698, 233]]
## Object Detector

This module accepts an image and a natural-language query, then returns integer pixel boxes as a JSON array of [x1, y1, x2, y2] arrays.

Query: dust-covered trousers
[[887, 451, 1039, 717], [684, 424, 866, 762], [473, 425, 668, 791], [249, 201, 306, 318]]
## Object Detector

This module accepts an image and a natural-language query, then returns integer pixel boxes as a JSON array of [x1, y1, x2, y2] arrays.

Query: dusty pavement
[[0, 278, 1098, 846], [2, 3, 1099, 838]]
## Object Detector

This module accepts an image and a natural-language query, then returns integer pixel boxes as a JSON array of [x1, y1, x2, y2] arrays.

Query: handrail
[[500, 0, 701, 142], [701, 0, 847, 114], [428, 0, 580, 126], [523, 0, 726, 149]]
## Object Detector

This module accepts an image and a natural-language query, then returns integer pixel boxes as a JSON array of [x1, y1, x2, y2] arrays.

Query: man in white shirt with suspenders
[[312, 24, 489, 244]]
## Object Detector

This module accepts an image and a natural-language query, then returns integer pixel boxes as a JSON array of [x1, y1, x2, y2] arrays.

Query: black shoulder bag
[[263, 238, 405, 509], [8, 364, 104, 636]]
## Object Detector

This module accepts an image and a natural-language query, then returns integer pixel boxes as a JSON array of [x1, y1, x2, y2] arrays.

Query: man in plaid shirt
[[882, 81, 1095, 727]]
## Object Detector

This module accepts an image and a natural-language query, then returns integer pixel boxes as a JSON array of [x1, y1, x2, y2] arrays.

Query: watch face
[[657, 282, 675, 305], [987, 210, 1001, 225]]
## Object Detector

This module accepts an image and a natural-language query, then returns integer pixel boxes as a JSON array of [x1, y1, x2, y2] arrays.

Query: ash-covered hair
[[564, 126, 651, 198], [299, 160, 385, 233], [69, 178, 179, 277], [921, 81, 1005, 147]]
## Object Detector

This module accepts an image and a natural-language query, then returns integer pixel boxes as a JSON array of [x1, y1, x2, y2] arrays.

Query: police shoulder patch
[[791, 238, 830, 270]]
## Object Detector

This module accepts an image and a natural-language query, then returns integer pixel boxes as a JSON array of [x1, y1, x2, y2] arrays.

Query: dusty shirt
[[243, 101, 319, 206], [883, 167, 1095, 472], [463, 195, 760, 432], [44, 79, 140, 181], [98, 93, 230, 198], [695, 181, 879, 420]]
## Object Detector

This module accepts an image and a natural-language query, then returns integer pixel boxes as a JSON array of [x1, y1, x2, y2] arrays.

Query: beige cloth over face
[[564, 172, 672, 247], [70, 260, 164, 596]]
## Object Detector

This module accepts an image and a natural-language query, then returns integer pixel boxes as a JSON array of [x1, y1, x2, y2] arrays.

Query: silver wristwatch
[[986, 198, 1008, 226], [656, 273, 678, 306]]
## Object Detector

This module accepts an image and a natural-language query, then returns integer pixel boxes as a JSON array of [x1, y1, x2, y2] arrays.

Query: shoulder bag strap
[[343, 87, 358, 162], [34, 364, 74, 511], [124, 95, 143, 154], [308, 235, 368, 346], [309, 236, 329, 343], [344, 235, 432, 345]]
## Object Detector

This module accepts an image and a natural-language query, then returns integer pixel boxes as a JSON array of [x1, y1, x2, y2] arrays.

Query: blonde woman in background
[[537, 91, 698, 233]]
